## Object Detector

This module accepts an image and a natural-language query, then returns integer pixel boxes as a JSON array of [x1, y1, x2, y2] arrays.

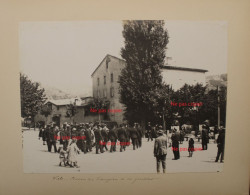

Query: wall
[[161, 69, 206, 90]]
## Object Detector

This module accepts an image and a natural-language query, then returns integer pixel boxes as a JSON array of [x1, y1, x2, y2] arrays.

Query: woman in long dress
[[67, 139, 80, 168]]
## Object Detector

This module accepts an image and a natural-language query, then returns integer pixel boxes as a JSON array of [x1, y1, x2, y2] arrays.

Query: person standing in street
[[171, 129, 180, 160], [154, 130, 168, 173], [188, 138, 194, 157], [201, 125, 208, 150], [215, 127, 225, 163], [146, 122, 153, 142]]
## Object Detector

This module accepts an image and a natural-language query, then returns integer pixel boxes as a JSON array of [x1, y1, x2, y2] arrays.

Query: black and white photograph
[[20, 20, 228, 173]]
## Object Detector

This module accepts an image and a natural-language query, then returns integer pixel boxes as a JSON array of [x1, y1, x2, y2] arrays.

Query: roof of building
[[162, 65, 208, 73], [80, 96, 93, 100], [91, 54, 208, 76], [47, 98, 83, 106], [91, 54, 125, 77]]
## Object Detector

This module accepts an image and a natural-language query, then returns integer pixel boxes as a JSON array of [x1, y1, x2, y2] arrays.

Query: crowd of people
[[38, 122, 147, 168], [37, 121, 225, 171]]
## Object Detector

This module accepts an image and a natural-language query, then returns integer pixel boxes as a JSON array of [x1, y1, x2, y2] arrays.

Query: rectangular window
[[104, 76, 106, 85], [97, 78, 100, 86], [110, 87, 114, 97], [111, 73, 113, 82]]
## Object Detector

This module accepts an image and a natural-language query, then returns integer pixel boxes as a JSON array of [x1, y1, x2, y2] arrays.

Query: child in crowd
[[188, 138, 194, 157], [67, 139, 81, 168], [58, 146, 67, 166]]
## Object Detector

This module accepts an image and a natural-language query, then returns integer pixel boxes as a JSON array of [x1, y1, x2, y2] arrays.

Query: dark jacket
[[84, 129, 92, 141], [171, 133, 179, 147], [217, 130, 225, 149], [94, 128, 103, 140], [130, 128, 139, 139], [101, 128, 109, 142], [188, 138, 194, 151], [117, 127, 128, 140], [154, 135, 168, 156], [108, 129, 118, 141]]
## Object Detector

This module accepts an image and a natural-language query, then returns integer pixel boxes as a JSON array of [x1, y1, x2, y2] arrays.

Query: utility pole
[[163, 99, 166, 131], [217, 86, 220, 128]]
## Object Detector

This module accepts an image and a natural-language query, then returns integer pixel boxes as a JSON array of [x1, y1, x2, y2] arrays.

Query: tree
[[89, 98, 110, 122], [171, 83, 207, 130], [119, 20, 169, 126], [40, 104, 52, 125], [20, 73, 47, 127], [171, 83, 227, 130], [66, 102, 78, 124]]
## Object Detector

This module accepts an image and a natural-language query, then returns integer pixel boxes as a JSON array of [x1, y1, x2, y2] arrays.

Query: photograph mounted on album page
[[19, 20, 228, 173]]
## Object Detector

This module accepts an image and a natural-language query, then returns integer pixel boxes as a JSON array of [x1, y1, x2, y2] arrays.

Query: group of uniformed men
[[39, 122, 148, 154]]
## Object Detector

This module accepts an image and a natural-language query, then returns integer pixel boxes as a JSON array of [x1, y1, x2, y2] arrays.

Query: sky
[[19, 20, 227, 96]]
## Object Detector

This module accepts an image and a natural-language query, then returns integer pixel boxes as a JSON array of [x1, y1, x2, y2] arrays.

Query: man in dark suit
[[201, 125, 208, 150], [44, 125, 52, 152], [215, 127, 225, 162], [101, 124, 109, 151], [171, 129, 180, 160], [117, 124, 128, 152], [94, 125, 104, 154], [108, 125, 118, 152], [154, 130, 168, 173], [49, 126, 58, 153], [146, 122, 153, 141], [130, 123, 139, 150], [84, 124, 92, 152], [137, 124, 143, 147]]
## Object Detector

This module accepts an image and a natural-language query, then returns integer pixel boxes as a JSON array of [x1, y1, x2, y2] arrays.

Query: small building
[[34, 97, 102, 126]]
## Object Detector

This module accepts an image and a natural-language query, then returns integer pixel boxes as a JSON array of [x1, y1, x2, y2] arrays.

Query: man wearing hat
[[101, 124, 109, 151], [146, 122, 153, 142], [94, 124, 104, 154], [130, 123, 139, 150], [215, 127, 225, 162], [84, 123, 92, 152], [201, 125, 208, 150], [154, 130, 168, 173], [137, 123, 143, 148], [108, 125, 118, 152], [117, 124, 128, 152], [171, 129, 180, 160]]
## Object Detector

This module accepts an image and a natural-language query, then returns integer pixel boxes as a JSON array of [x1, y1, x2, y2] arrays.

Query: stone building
[[91, 54, 208, 124], [91, 55, 126, 124]]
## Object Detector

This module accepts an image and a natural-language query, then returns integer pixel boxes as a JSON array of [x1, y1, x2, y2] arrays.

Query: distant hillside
[[40, 84, 92, 100], [206, 74, 227, 90], [41, 85, 75, 100]]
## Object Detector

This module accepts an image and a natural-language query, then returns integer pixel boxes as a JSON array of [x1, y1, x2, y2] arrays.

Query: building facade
[[91, 54, 208, 124], [91, 55, 126, 124]]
